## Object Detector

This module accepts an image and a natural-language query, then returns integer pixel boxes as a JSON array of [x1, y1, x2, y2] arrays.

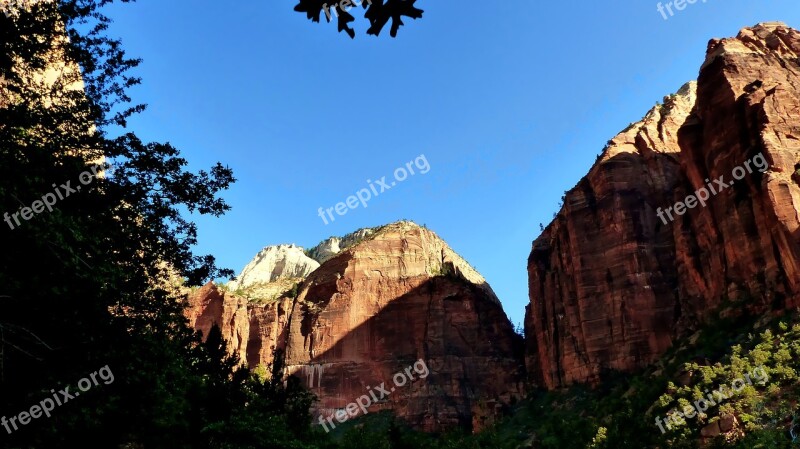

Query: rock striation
[[185, 282, 293, 368], [526, 22, 800, 389], [187, 221, 524, 432]]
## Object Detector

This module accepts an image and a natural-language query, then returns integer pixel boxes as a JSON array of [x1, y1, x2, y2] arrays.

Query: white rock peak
[[229, 244, 320, 290]]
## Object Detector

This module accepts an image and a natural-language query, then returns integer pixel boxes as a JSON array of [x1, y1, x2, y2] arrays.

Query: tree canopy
[[0, 1, 318, 447]]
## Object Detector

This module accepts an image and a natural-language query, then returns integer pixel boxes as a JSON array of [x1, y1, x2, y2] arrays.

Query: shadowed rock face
[[187, 222, 524, 432], [526, 22, 800, 389]]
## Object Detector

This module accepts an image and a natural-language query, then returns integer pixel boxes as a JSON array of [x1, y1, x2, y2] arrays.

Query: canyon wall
[[526, 22, 800, 388], [187, 222, 524, 432], [188, 22, 800, 426]]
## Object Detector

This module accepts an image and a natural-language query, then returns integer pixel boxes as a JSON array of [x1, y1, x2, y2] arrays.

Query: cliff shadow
[[285, 275, 525, 433]]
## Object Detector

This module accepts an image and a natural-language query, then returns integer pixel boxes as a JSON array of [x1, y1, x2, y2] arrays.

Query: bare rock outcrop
[[186, 283, 251, 359], [306, 227, 378, 264], [525, 81, 695, 388], [526, 22, 800, 388], [186, 282, 294, 369], [228, 244, 319, 291], [187, 222, 524, 432], [674, 22, 800, 321]]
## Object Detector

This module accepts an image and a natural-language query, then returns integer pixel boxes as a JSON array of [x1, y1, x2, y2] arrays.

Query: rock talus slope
[[526, 22, 800, 388]]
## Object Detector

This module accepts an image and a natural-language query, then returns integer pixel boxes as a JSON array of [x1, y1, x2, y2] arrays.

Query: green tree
[[0, 1, 317, 448]]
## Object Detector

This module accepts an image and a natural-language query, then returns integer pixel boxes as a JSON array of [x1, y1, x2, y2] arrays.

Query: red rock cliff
[[188, 222, 524, 432], [186, 282, 294, 369], [526, 22, 800, 389]]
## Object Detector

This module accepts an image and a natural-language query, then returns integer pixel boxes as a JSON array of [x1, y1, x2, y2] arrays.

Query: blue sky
[[104, 0, 800, 327]]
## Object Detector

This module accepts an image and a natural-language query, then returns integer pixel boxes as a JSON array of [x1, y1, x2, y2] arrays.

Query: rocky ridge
[[187, 21, 800, 433], [526, 22, 800, 388], [305, 226, 380, 264], [228, 244, 319, 292], [187, 221, 523, 432]]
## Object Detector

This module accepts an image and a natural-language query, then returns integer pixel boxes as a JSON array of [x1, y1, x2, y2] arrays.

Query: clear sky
[[104, 0, 800, 327]]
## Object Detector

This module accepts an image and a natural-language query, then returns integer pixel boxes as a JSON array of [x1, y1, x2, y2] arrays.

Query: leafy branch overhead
[[294, 0, 423, 38]]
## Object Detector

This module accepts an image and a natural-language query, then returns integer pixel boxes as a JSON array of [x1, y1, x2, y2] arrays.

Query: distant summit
[[305, 220, 419, 264], [228, 244, 319, 291], [187, 219, 521, 432]]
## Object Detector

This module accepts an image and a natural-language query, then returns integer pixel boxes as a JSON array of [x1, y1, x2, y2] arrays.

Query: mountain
[[187, 21, 800, 444], [187, 221, 524, 432], [525, 22, 800, 389], [228, 244, 319, 291], [305, 226, 379, 264]]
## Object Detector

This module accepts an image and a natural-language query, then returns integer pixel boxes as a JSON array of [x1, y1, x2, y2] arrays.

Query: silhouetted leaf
[[294, 0, 424, 38]]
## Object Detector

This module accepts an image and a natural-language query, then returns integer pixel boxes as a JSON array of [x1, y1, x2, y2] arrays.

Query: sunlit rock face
[[306, 227, 378, 264], [187, 222, 524, 432], [526, 22, 800, 389], [228, 244, 319, 291]]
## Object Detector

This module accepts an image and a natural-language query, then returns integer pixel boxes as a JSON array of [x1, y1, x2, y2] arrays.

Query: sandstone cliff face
[[525, 82, 695, 389], [674, 22, 800, 320], [188, 222, 523, 432], [526, 22, 800, 389], [185, 283, 293, 367]]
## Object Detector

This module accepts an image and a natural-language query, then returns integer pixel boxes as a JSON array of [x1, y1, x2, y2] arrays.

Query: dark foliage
[[0, 1, 318, 447], [293, 0, 423, 38]]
